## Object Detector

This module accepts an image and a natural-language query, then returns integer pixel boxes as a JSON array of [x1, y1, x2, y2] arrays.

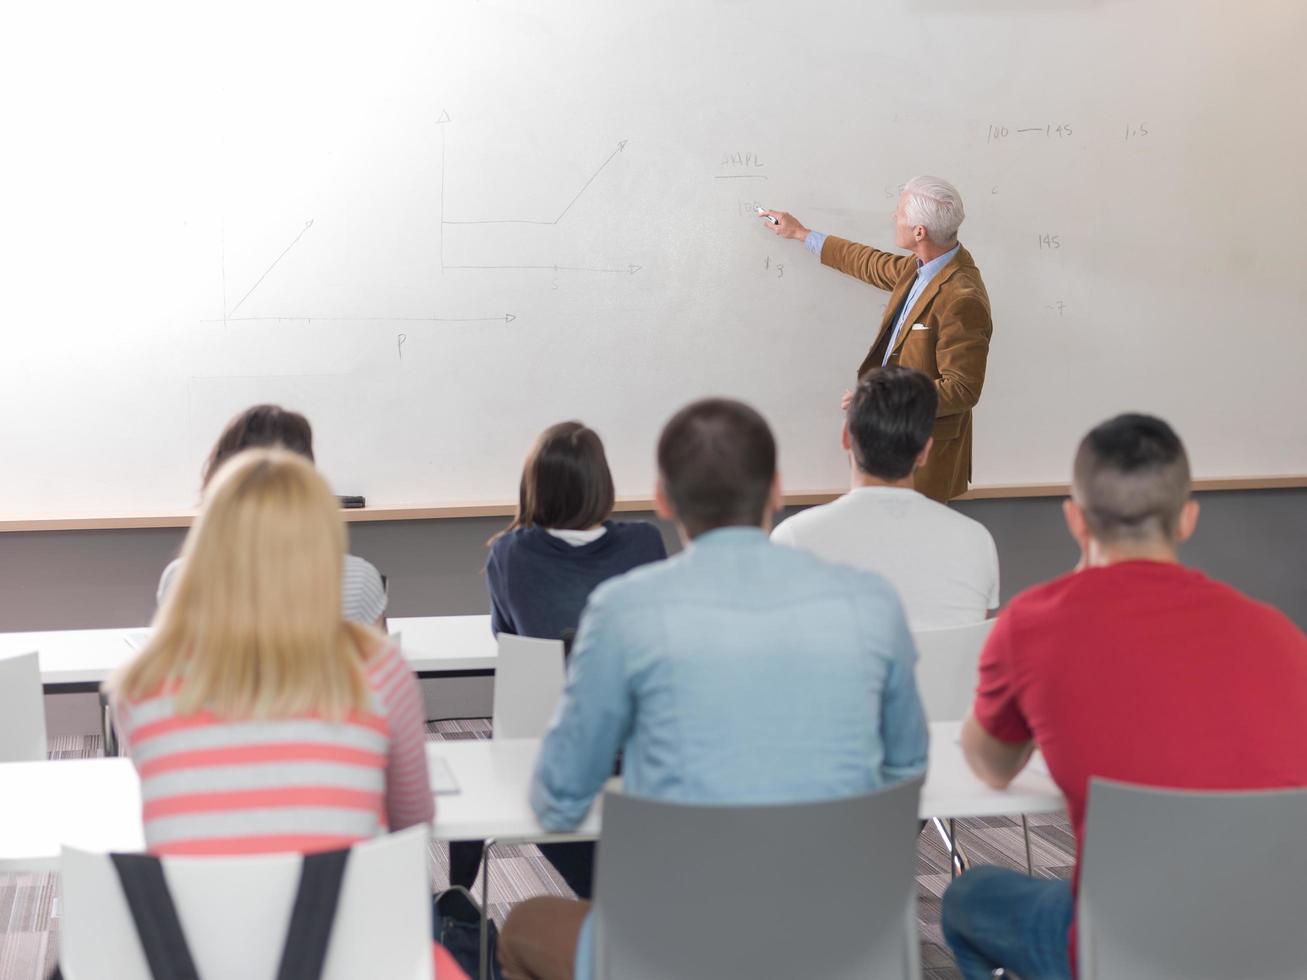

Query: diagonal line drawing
[[228, 219, 315, 315], [442, 139, 628, 226], [212, 313, 517, 324], [445, 264, 641, 275]]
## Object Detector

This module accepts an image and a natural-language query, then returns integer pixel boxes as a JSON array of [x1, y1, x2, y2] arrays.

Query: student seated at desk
[[496, 398, 930, 980], [110, 450, 465, 977], [772, 366, 999, 629], [157, 404, 388, 628], [454, 422, 666, 897], [941, 414, 1307, 980], [486, 420, 667, 642]]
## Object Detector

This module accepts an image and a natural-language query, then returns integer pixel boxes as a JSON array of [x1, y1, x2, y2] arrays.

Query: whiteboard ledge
[[3, 476, 1305, 532]]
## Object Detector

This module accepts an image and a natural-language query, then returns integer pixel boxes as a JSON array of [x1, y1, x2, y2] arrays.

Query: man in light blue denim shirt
[[498, 398, 929, 980]]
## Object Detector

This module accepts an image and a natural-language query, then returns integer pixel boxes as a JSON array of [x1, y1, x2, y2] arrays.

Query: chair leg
[[480, 838, 496, 980], [1021, 815, 1033, 874], [99, 690, 119, 757], [948, 819, 969, 876], [931, 817, 969, 877]]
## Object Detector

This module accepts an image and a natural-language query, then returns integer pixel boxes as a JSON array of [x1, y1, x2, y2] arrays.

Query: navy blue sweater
[[486, 521, 668, 641]]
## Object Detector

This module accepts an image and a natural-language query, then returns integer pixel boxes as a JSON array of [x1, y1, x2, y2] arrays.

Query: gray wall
[[3, 488, 1304, 632]]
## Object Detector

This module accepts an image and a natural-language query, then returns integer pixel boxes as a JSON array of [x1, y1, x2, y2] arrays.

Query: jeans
[[941, 865, 1074, 980]]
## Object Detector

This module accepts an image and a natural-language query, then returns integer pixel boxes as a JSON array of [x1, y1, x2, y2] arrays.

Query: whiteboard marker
[[756, 207, 779, 225]]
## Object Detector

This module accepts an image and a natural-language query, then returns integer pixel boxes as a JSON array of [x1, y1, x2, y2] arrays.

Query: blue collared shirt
[[805, 231, 960, 364], [529, 526, 930, 980]]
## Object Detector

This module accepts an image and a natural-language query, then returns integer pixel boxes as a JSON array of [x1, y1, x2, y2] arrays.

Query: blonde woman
[[110, 449, 465, 975], [113, 447, 432, 852]]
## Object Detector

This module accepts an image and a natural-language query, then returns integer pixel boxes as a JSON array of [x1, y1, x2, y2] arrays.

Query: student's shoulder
[[360, 628, 408, 686], [771, 498, 845, 543], [916, 495, 995, 542], [608, 519, 667, 550], [586, 546, 684, 611], [999, 570, 1086, 627], [156, 557, 182, 599], [770, 537, 900, 603], [487, 527, 537, 561], [1193, 572, 1306, 643], [344, 552, 383, 582]]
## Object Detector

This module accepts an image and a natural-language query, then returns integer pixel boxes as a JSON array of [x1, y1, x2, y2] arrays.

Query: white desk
[[0, 614, 498, 693], [428, 721, 1064, 843], [389, 615, 498, 676], [0, 759, 144, 872], [0, 722, 1059, 872], [0, 627, 143, 692]]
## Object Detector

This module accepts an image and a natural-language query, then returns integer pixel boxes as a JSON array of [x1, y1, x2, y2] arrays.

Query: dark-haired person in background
[[941, 414, 1307, 979], [496, 398, 928, 980], [451, 422, 667, 897], [486, 421, 667, 643], [773, 366, 998, 629], [156, 405, 387, 627]]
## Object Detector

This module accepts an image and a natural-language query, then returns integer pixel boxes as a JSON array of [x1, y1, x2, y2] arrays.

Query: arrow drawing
[[219, 313, 517, 324], [442, 139, 629, 226], [228, 219, 315, 316], [445, 263, 641, 275]]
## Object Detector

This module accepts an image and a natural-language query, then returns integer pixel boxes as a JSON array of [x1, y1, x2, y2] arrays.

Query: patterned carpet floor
[[0, 722, 1073, 979]]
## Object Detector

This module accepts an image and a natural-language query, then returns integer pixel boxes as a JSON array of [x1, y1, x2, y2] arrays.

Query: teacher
[[762, 176, 992, 502]]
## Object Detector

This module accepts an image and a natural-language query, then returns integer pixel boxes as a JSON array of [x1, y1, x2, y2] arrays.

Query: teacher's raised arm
[[759, 177, 993, 502]]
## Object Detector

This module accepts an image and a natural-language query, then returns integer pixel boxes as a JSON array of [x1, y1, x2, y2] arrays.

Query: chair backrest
[[593, 777, 925, 980], [1079, 778, 1307, 980], [0, 650, 47, 762], [492, 634, 566, 739], [911, 619, 995, 723], [58, 825, 434, 980]]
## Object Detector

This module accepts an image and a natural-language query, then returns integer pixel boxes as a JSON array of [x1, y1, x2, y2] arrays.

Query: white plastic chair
[[912, 619, 995, 724], [593, 777, 925, 980], [491, 634, 565, 739], [0, 650, 48, 762], [58, 825, 434, 980], [911, 620, 1028, 874], [1079, 778, 1307, 979]]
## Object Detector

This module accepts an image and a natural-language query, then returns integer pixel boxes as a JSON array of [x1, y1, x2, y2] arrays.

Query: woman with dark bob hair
[[451, 422, 666, 897], [486, 420, 667, 643]]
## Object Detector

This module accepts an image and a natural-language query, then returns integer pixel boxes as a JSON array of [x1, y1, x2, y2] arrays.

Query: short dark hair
[[847, 367, 938, 480], [657, 398, 776, 537], [1072, 413, 1191, 543], [203, 404, 314, 489], [503, 421, 616, 536]]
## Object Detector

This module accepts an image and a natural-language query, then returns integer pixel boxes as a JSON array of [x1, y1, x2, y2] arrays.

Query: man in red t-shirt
[[941, 413, 1307, 979]]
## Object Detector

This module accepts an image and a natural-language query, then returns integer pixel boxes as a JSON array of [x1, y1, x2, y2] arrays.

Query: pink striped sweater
[[113, 639, 434, 856]]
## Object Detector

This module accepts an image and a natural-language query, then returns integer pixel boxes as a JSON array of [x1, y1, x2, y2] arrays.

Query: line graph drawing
[[213, 313, 516, 324], [441, 138, 628, 226], [214, 108, 641, 330], [438, 111, 643, 278], [443, 263, 641, 275]]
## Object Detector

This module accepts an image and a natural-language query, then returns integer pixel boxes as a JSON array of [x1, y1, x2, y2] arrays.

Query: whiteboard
[[3, 0, 1305, 516]]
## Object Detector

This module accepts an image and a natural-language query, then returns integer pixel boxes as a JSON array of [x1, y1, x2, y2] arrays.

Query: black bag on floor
[[433, 886, 503, 980]]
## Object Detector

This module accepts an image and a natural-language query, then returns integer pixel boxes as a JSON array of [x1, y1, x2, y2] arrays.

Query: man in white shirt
[[773, 366, 999, 629]]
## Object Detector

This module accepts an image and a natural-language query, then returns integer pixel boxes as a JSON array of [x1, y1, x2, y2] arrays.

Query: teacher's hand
[[841, 389, 854, 411], [759, 210, 810, 241]]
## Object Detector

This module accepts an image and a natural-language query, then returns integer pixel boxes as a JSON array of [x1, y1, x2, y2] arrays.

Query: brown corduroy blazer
[[821, 237, 993, 502]]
